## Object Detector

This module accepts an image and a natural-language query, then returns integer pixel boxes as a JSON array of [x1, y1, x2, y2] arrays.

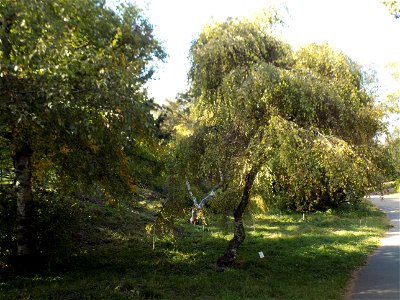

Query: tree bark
[[12, 143, 36, 268], [217, 166, 259, 267]]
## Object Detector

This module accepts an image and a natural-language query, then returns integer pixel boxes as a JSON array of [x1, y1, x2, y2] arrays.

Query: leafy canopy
[[171, 14, 382, 213], [0, 0, 166, 195]]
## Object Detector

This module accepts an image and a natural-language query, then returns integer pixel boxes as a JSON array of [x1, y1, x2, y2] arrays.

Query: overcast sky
[[110, 0, 400, 105]]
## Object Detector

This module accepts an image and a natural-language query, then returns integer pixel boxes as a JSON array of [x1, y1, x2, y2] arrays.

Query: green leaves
[[382, 0, 400, 18], [1, 0, 165, 195], [189, 16, 291, 102], [176, 13, 383, 214]]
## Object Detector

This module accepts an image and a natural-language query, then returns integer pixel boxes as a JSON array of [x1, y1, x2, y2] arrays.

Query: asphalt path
[[348, 193, 400, 300]]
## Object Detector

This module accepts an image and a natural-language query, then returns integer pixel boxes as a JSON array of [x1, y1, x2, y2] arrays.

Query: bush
[[395, 178, 400, 192], [0, 187, 82, 268], [0, 184, 16, 260], [34, 189, 82, 268]]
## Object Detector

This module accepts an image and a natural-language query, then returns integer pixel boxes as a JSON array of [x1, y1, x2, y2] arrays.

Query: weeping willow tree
[[168, 12, 383, 266]]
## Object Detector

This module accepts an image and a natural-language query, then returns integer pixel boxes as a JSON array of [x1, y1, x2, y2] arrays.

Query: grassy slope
[[0, 191, 388, 300]]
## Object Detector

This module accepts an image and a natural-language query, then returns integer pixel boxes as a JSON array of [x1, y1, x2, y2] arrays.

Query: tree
[[377, 58, 400, 183], [0, 0, 165, 268], [382, 0, 400, 18], [383, 61, 400, 118], [173, 14, 382, 266], [380, 129, 400, 180]]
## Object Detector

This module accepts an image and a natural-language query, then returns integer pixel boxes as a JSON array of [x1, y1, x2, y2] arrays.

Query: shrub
[[0, 184, 16, 260], [34, 189, 82, 268]]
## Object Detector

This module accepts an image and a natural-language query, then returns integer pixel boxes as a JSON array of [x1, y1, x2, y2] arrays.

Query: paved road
[[348, 193, 400, 300]]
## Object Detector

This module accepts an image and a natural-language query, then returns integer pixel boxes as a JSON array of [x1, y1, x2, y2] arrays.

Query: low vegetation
[[0, 191, 388, 299]]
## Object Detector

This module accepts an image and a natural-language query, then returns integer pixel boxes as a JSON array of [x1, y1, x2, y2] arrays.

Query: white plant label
[[258, 251, 264, 258]]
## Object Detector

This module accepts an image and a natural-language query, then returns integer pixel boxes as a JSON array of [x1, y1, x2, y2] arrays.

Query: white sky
[[113, 0, 400, 107]]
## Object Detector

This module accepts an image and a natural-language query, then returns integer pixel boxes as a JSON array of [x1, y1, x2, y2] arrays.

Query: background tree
[[0, 0, 165, 269], [376, 0, 400, 188], [170, 14, 383, 266], [376, 58, 400, 188], [379, 129, 400, 182], [382, 0, 400, 18]]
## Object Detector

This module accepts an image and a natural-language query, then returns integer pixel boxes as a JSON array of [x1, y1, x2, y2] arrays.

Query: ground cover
[[0, 194, 388, 300]]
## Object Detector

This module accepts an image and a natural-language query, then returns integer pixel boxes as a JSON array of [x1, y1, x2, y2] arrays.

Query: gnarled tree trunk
[[217, 166, 258, 267]]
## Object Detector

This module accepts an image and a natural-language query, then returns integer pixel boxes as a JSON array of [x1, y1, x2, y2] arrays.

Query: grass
[[0, 193, 389, 300]]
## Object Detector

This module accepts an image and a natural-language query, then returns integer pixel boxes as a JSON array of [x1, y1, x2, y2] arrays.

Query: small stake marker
[[258, 251, 264, 258], [152, 226, 156, 250]]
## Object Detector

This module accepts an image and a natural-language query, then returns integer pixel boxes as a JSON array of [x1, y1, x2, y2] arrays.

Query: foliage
[[379, 129, 400, 180], [33, 189, 82, 267], [0, 0, 165, 262], [258, 118, 376, 212], [0, 138, 12, 184], [382, 0, 400, 18], [164, 14, 384, 264], [383, 61, 400, 116], [1, 0, 165, 194], [156, 92, 193, 143], [172, 15, 383, 215], [0, 184, 15, 259], [0, 187, 81, 267], [395, 178, 400, 192]]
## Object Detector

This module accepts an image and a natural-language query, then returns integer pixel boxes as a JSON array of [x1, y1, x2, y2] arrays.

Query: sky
[[110, 0, 400, 106]]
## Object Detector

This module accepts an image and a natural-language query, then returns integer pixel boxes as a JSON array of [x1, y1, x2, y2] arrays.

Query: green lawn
[[0, 196, 388, 299]]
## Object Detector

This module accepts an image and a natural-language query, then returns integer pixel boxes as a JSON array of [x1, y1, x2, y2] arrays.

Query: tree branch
[[0, 131, 13, 141], [186, 171, 224, 209], [185, 179, 200, 208], [198, 170, 224, 208]]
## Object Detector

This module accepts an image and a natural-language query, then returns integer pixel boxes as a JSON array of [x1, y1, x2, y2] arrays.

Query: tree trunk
[[13, 144, 36, 269], [217, 166, 259, 267]]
